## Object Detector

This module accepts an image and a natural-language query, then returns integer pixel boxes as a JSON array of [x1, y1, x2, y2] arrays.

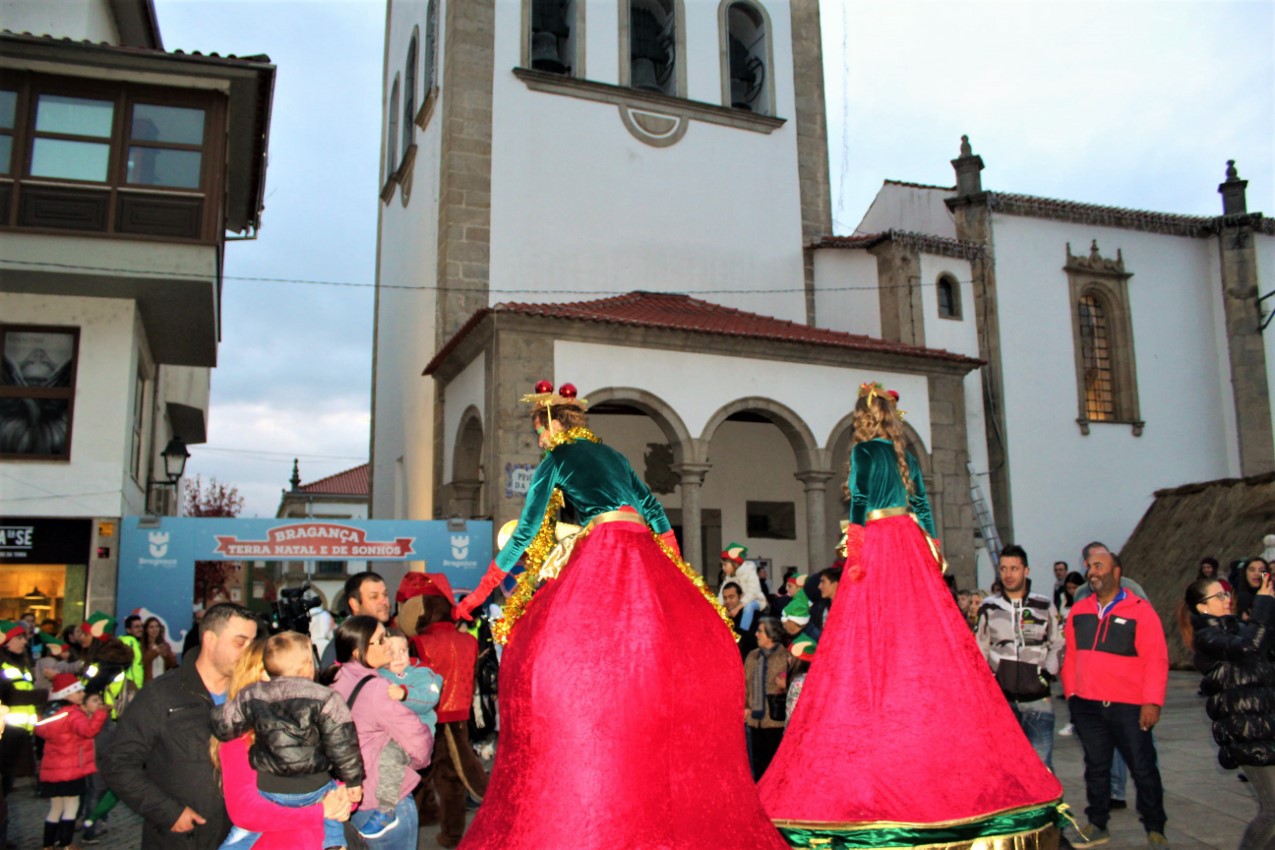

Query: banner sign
[[117, 517, 492, 650]]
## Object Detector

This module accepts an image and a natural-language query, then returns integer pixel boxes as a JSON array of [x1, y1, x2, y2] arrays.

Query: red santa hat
[[50, 673, 84, 701], [396, 572, 457, 606]]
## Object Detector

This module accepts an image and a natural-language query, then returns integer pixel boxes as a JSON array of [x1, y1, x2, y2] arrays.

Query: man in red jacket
[[1061, 543, 1169, 848]]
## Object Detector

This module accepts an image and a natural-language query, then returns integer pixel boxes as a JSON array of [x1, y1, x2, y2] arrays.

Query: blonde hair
[[210, 638, 267, 770], [851, 391, 914, 496], [532, 403, 587, 432], [263, 631, 313, 678]]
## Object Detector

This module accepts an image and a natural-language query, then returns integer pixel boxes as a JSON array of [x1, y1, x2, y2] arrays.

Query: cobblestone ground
[[4, 672, 1254, 849]]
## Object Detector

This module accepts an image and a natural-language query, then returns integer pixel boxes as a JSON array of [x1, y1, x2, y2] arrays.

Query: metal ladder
[[968, 462, 1002, 562]]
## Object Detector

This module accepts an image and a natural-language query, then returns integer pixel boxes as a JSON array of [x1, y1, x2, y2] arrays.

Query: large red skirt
[[459, 520, 788, 850], [759, 515, 1062, 828]]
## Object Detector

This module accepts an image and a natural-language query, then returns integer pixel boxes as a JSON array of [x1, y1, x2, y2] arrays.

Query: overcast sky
[[153, 0, 1274, 518]]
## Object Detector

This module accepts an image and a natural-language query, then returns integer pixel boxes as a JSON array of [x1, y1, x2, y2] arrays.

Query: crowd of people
[[0, 376, 1271, 850]]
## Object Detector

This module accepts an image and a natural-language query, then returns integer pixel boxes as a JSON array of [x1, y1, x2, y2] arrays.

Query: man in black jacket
[[102, 603, 258, 850]]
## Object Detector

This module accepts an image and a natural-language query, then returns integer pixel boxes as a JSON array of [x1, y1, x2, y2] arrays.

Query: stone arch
[[825, 412, 931, 472], [586, 386, 694, 465], [448, 405, 485, 517], [699, 396, 819, 469]]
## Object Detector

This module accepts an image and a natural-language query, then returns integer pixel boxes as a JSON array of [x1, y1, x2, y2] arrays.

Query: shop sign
[[0, 518, 92, 563]]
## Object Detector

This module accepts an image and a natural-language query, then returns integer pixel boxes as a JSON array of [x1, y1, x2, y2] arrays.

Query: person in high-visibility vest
[[0, 619, 37, 841], [118, 614, 146, 692]]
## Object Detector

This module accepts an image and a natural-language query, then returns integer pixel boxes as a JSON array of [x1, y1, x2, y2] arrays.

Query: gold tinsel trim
[[491, 489, 564, 645], [650, 531, 739, 641], [546, 426, 601, 448]]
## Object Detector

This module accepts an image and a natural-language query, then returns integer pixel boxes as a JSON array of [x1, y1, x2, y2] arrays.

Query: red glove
[[843, 523, 866, 582], [658, 529, 682, 560], [455, 561, 506, 621]]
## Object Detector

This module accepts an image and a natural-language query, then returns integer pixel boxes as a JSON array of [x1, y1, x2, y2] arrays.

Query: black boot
[[42, 820, 58, 848], [57, 819, 76, 847]]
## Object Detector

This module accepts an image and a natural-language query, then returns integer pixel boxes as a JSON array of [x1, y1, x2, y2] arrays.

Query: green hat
[[781, 589, 811, 626], [721, 543, 748, 563], [40, 637, 68, 656], [84, 612, 116, 641], [0, 621, 26, 643], [790, 633, 817, 661]]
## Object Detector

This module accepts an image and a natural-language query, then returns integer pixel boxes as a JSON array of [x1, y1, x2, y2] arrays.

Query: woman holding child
[[211, 637, 351, 850], [326, 616, 433, 850]]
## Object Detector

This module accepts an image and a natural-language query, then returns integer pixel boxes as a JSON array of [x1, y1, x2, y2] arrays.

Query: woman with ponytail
[[759, 382, 1063, 849], [1178, 572, 1275, 850]]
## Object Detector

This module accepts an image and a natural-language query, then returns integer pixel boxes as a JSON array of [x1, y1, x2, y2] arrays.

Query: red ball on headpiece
[[534, 380, 553, 394], [887, 390, 900, 401], [558, 383, 577, 400]]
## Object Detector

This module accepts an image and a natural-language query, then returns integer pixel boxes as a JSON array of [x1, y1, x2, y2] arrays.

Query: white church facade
[[369, 0, 1273, 590]]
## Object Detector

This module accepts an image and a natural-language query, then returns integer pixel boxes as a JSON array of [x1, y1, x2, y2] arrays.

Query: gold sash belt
[[541, 509, 648, 579], [866, 505, 911, 522]]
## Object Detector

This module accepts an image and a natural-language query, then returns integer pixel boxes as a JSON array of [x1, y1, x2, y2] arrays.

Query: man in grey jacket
[[102, 603, 258, 849], [975, 544, 1064, 770]]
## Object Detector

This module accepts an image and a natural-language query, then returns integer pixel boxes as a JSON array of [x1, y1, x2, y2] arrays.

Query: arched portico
[[447, 405, 484, 517], [699, 397, 834, 580]]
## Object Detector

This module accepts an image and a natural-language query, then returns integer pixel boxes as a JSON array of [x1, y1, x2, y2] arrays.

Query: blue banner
[[118, 517, 492, 648]]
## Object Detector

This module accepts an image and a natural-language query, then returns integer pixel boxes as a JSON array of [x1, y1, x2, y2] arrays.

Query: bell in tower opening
[[531, 0, 571, 74]]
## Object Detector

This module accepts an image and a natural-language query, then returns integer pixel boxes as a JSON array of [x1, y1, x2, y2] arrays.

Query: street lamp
[[147, 437, 190, 514]]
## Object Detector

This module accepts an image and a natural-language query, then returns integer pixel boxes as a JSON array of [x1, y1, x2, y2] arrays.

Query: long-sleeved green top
[[848, 438, 936, 537], [496, 438, 671, 571]]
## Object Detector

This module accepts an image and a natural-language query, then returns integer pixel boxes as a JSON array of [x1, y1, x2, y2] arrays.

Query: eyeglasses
[[1201, 591, 1232, 603]]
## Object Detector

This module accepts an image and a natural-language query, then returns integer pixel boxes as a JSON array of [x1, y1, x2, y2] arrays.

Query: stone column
[[795, 470, 835, 572], [672, 462, 712, 573]]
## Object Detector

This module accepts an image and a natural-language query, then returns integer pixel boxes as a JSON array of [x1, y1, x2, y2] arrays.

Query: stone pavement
[[4, 671, 1256, 849]]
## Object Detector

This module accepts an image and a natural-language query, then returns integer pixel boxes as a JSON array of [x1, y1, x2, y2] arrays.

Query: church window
[[937, 273, 961, 319], [1078, 294, 1114, 420], [386, 76, 400, 181], [402, 32, 417, 164], [626, 0, 680, 98], [528, 0, 580, 77], [1064, 241, 1142, 436], [721, 1, 772, 115]]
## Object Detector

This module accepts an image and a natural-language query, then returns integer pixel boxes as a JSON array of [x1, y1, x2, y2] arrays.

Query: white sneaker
[[1059, 723, 1075, 736]]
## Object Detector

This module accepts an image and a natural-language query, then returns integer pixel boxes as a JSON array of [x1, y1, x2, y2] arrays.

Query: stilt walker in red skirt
[[454, 380, 789, 850], [760, 382, 1064, 849]]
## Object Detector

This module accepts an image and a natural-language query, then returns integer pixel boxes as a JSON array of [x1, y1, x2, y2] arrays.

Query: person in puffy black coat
[[1179, 571, 1275, 850]]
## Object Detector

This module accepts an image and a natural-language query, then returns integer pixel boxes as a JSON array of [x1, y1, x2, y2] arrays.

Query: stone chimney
[[1218, 159, 1248, 216], [951, 134, 985, 197]]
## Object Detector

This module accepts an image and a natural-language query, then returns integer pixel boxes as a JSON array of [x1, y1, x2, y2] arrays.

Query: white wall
[[812, 248, 881, 337], [991, 214, 1235, 564], [856, 182, 958, 239], [0, 0, 118, 43], [0, 293, 143, 518], [487, 0, 808, 324], [371, 0, 447, 520], [556, 339, 933, 451]]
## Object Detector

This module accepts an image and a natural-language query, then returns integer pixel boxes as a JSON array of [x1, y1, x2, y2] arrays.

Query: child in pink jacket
[[35, 673, 107, 849]]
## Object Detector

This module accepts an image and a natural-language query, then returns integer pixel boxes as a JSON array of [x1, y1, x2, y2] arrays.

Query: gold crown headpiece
[[858, 381, 906, 420], [521, 380, 589, 416]]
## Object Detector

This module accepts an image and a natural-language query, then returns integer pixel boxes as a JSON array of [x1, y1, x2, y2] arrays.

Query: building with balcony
[[0, 0, 275, 623]]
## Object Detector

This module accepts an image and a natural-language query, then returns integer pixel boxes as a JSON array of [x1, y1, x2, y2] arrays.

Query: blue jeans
[[219, 780, 344, 850], [351, 794, 419, 850], [1009, 702, 1055, 771], [1111, 749, 1128, 800], [1069, 697, 1165, 833], [739, 600, 761, 631]]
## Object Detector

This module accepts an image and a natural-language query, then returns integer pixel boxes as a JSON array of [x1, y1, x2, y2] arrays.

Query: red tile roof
[[425, 291, 981, 374], [0, 30, 272, 65], [298, 463, 369, 497]]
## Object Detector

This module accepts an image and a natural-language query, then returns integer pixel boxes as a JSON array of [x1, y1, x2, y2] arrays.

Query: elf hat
[[83, 612, 116, 641], [50, 673, 84, 701], [721, 543, 748, 564], [0, 621, 26, 643]]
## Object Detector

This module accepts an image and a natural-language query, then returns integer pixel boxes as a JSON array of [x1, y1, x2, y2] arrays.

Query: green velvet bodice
[[848, 438, 936, 536], [496, 438, 672, 571]]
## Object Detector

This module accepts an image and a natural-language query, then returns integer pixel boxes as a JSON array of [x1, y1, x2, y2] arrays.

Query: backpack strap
[[345, 675, 376, 710]]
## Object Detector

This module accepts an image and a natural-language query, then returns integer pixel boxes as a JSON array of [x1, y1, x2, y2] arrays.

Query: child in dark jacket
[[35, 673, 107, 849], [211, 631, 365, 850]]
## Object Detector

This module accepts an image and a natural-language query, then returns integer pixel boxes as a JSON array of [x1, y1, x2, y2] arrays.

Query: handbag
[[766, 693, 787, 722]]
